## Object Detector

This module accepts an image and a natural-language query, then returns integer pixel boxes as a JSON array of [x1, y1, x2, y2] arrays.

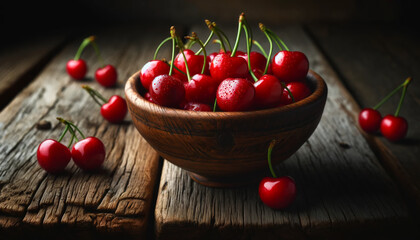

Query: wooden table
[[0, 23, 419, 239]]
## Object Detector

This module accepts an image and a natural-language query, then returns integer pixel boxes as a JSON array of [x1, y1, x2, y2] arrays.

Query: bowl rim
[[125, 69, 327, 119]]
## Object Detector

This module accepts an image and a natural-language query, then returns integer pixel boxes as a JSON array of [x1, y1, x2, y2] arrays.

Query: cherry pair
[[259, 140, 296, 209], [37, 118, 106, 173], [66, 36, 118, 87], [82, 85, 127, 123], [359, 77, 412, 141]]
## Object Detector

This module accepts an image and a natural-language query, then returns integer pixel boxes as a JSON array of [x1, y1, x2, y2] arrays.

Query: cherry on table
[[66, 59, 87, 80], [216, 78, 255, 112], [359, 108, 382, 133], [72, 137, 106, 171], [95, 64, 118, 87], [380, 115, 408, 142], [37, 139, 71, 173]]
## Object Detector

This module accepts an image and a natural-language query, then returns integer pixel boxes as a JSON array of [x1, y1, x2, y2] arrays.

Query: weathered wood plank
[[154, 25, 416, 239], [0, 25, 169, 238], [307, 24, 420, 208], [0, 35, 67, 111]]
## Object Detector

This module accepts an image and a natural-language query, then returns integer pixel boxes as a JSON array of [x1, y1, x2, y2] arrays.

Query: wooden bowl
[[125, 70, 327, 187]]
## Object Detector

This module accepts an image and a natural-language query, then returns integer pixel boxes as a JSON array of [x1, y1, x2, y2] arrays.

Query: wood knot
[[36, 120, 51, 130]]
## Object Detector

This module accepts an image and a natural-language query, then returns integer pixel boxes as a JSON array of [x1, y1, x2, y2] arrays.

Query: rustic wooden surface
[[0, 35, 67, 110], [308, 24, 420, 208], [0, 26, 169, 239], [154, 25, 417, 239]]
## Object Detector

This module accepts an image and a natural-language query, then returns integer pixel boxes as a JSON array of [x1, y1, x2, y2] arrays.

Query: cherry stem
[[90, 39, 105, 68], [162, 60, 187, 76], [214, 24, 232, 52], [196, 31, 214, 55], [395, 77, 412, 116], [373, 77, 412, 110], [56, 117, 85, 142], [82, 85, 107, 106], [241, 15, 258, 82], [57, 125, 69, 143], [169, 27, 177, 76], [213, 98, 217, 112], [282, 82, 295, 102], [231, 13, 244, 57], [252, 40, 268, 58], [266, 28, 289, 51], [186, 33, 207, 74], [68, 131, 75, 148], [172, 27, 191, 81], [74, 36, 95, 61], [259, 23, 273, 75], [154, 37, 171, 60], [267, 140, 278, 178], [205, 20, 227, 53]]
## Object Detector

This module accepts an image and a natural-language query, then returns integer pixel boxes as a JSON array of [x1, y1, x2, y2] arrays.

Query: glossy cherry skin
[[140, 60, 170, 89], [380, 115, 408, 141], [71, 137, 106, 171], [216, 78, 255, 112], [143, 92, 154, 103], [271, 51, 309, 83], [279, 81, 311, 106], [259, 176, 296, 209], [37, 139, 71, 173], [183, 102, 212, 112], [238, 51, 267, 73], [95, 64, 117, 87], [254, 74, 283, 109], [210, 53, 249, 84], [100, 95, 127, 123], [358, 108, 382, 133], [185, 74, 218, 105], [174, 49, 209, 82], [149, 74, 185, 108], [66, 59, 87, 80]]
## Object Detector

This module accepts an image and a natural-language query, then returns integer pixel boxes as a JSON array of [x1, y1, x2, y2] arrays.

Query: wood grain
[[307, 24, 420, 208], [154, 25, 416, 239], [0, 26, 169, 238]]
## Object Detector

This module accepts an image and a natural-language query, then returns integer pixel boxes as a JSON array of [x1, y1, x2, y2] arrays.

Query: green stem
[[57, 125, 69, 143], [214, 25, 232, 52], [180, 48, 191, 81], [153, 37, 171, 60], [206, 20, 226, 53], [373, 77, 412, 110], [231, 14, 243, 57], [266, 29, 289, 51], [242, 21, 258, 82], [261, 30, 273, 75], [252, 40, 268, 58], [66, 121, 86, 139], [67, 124, 79, 142], [187, 33, 207, 74], [74, 36, 95, 61], [57, 117, 80, 142], [82, 85, 107, 105], [68, 131, 75, 148], [282, 83, 295, 103], [90, 39, 105, 68], [196, 31, 214, 55], [268, 140, 277, 178], [169, 27, 177, 76], [394, 77, 412, 116], [213, 98, 217, 112], [163, 61, 187, 76]]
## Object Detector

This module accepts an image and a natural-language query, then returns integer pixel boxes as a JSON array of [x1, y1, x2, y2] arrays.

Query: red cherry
[[37, 139, 71, 173], [149, 74, 185, 108], [174, 49, 209, 82], [66, 59, 87, 80], [271, 51, 309, 83], [380, 115, 408, 141], [279, 81, 311, 106], [95, 64, 117, 87], [358, 108, 382, 133], [254, 74, 283, 109], [210, 53, 249, 84], [183, 102, 212, 112], [259, 176, 296, 209], [216, 78, 255, 112], [185, 74, 218, 104], [71, 137, 106, 171], [100, 95, 127, 123], [143, 92, 154, 103], [238, 51, 267, 73], [140, 60, 170, 89]]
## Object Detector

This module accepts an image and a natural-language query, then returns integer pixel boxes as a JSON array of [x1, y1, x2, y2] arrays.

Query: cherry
[[216, 78, 255, 111], [185, 74, 218, 104], [37, 139, 71, 173], [254, 74, 283, 109], [210, 53, 249, 84], [238, 51, 267, 74], [380, 115, 408, 141], [279, 81, 311, 106], [82, 85, 127, 123], [174, 49, 209, 82], [72, 137, 106, 171], [358, 108, 382, 133], [66, 59, 87, 80], [271, 51, 309, 83], [144, 92, 154, 103], [95, 64, 118, 87], [259, 140, 296, 209], [149, 74, 185, 108], [183, 102, 212, 112], [140, 60, 170, 90]]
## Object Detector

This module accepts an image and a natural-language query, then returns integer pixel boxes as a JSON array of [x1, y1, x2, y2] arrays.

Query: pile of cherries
[[359, 77, 412, 141], [139, 13, 311, 112]]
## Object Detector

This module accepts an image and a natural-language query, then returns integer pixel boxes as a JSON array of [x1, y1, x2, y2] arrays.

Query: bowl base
[[188, 172, 264, 188]]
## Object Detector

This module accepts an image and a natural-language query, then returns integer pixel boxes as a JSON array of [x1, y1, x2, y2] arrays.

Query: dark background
[[1, 0, 418, 43]]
